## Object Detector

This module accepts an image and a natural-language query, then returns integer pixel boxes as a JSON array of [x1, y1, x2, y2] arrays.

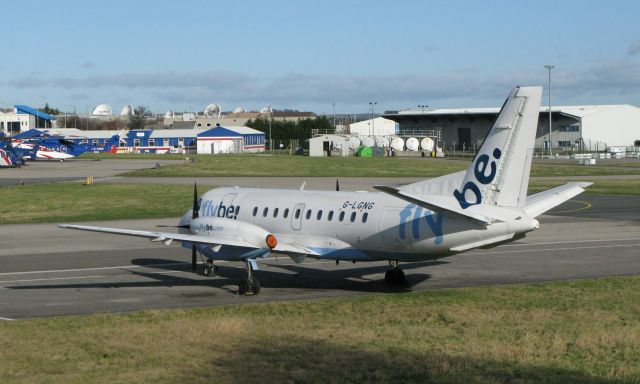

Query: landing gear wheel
[[203, 265, 213, 276], [238, 277, 260, 295], [384, 268, 406, 285]]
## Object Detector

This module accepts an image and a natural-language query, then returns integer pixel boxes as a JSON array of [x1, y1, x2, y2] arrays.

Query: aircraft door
[[291, 203, 305, 231]]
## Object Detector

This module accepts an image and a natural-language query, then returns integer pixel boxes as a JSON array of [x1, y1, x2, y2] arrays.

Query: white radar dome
[[120, 104, 134, 116], [203, 103, 221, 118], [390, 137, 405, 152], [164, 110, 175, 119], [406, 137, 420, 151], [233, 106, 246, 113], [420, 137, 435, 152], [260, 106, 273, 114], [361, 136, 375, 147], [92, 104, 113, 116]]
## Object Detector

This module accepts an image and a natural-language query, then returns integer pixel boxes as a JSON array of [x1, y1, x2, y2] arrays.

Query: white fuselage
[[193, 186, 537, 262]]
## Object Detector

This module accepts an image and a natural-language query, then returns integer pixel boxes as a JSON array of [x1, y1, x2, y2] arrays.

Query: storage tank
[[405, 137, 419, 151], [420, 137, 435, 152], [361, 136, 375, 147], [390, 137, 405, 152], [348, 136, 361, 151], [375, 136, 390, 148]]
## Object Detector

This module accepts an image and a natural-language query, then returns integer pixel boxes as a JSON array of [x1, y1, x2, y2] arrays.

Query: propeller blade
[[192, 245, 197, 272], [336, 179, 340, 191], [192, 182, 199, 219]]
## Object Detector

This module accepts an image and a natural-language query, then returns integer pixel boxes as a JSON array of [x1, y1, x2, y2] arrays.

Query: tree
[[41, 103, 61, 115], [129, 105, 150, 130]]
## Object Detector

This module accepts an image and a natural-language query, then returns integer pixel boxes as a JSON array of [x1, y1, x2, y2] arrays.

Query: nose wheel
[[385, 261, 406, 285], [238, 258, 261, 295]]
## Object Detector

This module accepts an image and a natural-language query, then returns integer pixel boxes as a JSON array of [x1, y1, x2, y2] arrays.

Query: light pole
[[544, 64, 555, 157], [267, 105, 272, 152], [369, 101, 377, 136], [331, 102, 336, 131]]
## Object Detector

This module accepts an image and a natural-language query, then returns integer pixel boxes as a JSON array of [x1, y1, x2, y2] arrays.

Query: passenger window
[[362, 212, 368, 223], [317, 210, 323, 220], [263, 207, 268, 217], [339, 211, 345, 222], [252, 207, 258, 217], [306, 210, 312, 220], [350, 212, 356, 222], [284, 208, 289, 218], [295, 209, 301, 219], [273, 208, 279, 218], [328, 211, 334, 221]]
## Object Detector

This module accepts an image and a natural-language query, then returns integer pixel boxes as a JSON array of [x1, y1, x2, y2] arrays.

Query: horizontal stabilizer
[[374, 185, 497, 224], [524, 182, 592, 217]]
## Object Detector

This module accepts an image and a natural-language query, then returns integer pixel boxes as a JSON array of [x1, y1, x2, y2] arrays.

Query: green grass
[[1, 276, 639, 383], [0, 183, 193, 224], [0, 179, 637, 225], [528, 179, 640, 195], [111, 153, 640, 178]]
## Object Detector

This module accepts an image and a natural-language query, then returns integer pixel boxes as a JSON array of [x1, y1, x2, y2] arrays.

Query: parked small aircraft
[[12, 130, 118, 160], [60, 86, 590, 295]]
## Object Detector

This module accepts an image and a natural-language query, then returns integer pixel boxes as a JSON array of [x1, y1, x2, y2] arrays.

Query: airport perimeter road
[[1, 205, 639, 319]]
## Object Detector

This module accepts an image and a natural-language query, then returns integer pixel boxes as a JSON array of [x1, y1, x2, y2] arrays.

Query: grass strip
[[0, 183, 192, 224], [1, 275, 639, 383]]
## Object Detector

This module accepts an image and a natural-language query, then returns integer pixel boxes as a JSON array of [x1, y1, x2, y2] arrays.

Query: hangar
[[384, 104, 640, 153]]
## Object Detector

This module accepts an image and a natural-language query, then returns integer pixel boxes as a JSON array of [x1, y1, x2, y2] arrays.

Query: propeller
[[336, 179, 340, 191], [191, 182, 199, 271]]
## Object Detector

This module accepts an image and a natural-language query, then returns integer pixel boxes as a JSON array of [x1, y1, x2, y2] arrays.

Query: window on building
[[133, 139, 140, 147], [558, 141, 573, 148], [81, 139, 88, 144], [149, 138, 155, 146], [92, 139, 98, 145]]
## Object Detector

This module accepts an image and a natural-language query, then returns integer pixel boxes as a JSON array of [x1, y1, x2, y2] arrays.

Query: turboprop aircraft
[[60, 86, 591, 295]]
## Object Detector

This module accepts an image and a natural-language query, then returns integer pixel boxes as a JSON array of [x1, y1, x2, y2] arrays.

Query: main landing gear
[[238, 258, 261, 295], [385, 261, 406, 285], [202, 258, 218, 277]]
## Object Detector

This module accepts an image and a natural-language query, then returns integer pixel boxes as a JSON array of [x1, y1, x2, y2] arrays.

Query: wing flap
[[58, 224, 260, 249]]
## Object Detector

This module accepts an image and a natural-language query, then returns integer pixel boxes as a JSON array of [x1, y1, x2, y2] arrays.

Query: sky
[[1, 0, 639, 116]]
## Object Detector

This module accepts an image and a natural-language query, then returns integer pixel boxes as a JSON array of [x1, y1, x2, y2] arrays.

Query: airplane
[[12, 130, 118, 161], [59, 86, 591, 295]]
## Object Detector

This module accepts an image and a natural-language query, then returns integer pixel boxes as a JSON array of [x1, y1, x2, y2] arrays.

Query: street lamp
[[544, 64, 555, 157], [369, 101, 377, 136], [331, 102, 336, 131], [267, 105, 272, 151]]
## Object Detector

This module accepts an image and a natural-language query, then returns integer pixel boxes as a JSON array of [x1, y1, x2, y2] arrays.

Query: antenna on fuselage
[[336, 179, 340, 191]]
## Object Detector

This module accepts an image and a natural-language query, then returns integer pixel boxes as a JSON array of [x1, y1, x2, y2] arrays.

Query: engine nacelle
[[189, 217, 276, 249]]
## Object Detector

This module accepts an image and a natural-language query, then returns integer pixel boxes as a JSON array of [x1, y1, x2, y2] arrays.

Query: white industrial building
[[384, 104, 640, 152], [348, 117, 399, 136]]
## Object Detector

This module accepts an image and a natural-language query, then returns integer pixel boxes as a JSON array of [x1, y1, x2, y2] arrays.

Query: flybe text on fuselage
[[200, 200, 240, 220]]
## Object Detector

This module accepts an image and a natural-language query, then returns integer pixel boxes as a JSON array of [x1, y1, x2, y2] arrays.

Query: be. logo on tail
[[453, 148, 502, 209]]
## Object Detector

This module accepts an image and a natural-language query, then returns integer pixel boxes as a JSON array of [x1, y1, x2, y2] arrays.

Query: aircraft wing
[[373, 185, 497, 224], [58, 224, 262, 249]]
